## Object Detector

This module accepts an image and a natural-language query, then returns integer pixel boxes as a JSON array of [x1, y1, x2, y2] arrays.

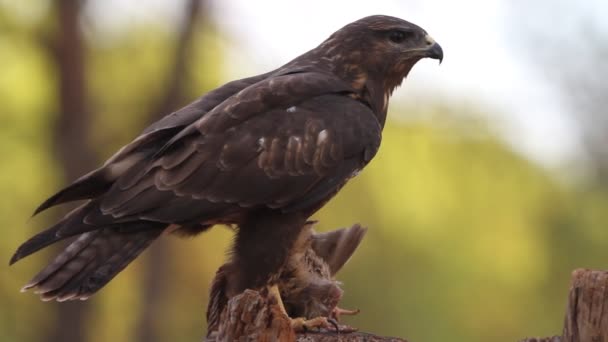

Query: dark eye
[[388, 30, 409, 44]]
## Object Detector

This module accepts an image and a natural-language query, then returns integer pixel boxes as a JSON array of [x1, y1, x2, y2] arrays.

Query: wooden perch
[[206, 268, 608, 341], [521, 268, 608, 342], [563, 269, 608, 341], [205, 290, 407, 342]]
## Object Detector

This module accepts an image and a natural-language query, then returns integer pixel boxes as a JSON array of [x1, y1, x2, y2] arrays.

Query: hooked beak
[[424, 35, 443, 64]]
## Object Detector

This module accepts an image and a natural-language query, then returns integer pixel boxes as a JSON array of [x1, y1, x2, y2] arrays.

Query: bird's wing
[[140, 72, 273, 135], [33, 72, 271, 216], [81, 72, 381, 227]]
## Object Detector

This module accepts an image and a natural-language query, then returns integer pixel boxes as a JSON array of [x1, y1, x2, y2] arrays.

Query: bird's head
[[318, 15, 443, 96]]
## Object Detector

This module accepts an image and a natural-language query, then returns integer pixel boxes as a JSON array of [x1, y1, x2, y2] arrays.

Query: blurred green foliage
[[1, 2, 608, 342]]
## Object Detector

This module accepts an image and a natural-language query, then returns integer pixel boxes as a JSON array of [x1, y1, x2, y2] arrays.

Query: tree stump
[[208, 269, 608, 341], [563, 269, 608, 342], [521, 268, 608, 342], [206, 290, 407, 342]]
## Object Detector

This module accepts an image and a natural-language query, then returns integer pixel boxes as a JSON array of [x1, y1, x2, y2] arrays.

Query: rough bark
[[562, 269, 608, 342], [206, 290, 407, 342], [521, 268, 608, 342], [212, 269, 608, 342]]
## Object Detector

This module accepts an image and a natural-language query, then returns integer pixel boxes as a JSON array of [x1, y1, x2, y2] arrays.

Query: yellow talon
[[290, 316, 332, 332], [267, 284, 334, 332], [268, 284, 288, 316]]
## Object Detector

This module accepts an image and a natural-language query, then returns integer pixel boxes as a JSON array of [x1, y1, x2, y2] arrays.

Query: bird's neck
[[349, 76, 389, 128]]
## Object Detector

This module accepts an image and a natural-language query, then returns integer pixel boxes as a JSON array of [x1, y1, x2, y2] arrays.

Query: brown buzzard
[[11, 14, 442, 323]]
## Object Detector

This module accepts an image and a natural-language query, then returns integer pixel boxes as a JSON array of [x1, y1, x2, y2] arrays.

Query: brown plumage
[[11, 15, 442, 305]]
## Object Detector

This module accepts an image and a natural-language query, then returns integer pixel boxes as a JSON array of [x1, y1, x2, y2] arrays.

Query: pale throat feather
[[382, 92, 390, 113]]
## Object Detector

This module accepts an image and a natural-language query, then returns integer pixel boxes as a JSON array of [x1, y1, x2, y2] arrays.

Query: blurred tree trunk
[[47, 0, 95, 341], [40, 1, 206, 341], [135, 1, 205, 342]]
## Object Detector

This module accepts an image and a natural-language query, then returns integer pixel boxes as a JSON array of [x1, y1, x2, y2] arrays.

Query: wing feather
[[31, 72, 274, 217], [95, 73, 379, 225]]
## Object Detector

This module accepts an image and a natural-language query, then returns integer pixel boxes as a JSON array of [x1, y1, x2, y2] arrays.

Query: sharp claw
[[290, 316, 333, 332], [327, 317, 340, 332], [268, 284, 358, 333]]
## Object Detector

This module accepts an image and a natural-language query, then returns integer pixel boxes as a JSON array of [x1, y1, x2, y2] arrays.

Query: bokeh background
[[1, 0, 607, 341]]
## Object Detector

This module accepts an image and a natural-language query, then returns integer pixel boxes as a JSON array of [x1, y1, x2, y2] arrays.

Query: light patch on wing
[[311, 129, 332, 175], [257, 136, 270, 169], [286, 106, 297, 113], [316, 130, 329, 146], [257, 137, 283, 178], [106, 153, 145, 178], [285, 135, 303, 175], [288, 136, 302, 145], [102, 132, 152, 165], [217, 144, 232, 171], [257, 137, 266, 151]]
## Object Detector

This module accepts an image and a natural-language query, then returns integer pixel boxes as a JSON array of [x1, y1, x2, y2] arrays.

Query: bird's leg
[[267, 284, 337, 332], [268, 283, 288, 315], [229, 212, 308, 296]]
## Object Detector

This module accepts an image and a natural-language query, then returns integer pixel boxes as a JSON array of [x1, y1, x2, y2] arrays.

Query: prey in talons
[[268, 284, 338, 332], [277, 222, 367, 333]]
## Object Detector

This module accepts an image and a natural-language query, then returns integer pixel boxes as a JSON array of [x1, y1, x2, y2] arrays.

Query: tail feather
[[10, 202, 98, 265], [22, 231, 99, 294], [45, 255, 100, 302], [10, 224, 64, 266], [22, 226, 164, 301], [33, 168, 112, 216]]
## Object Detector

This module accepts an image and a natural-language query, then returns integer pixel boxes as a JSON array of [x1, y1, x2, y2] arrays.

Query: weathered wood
[[297, 332, 406, 342], [521, 268, 608, 342], [206, 289, 406, 342], [209, 268, 608, 341], [562, 269, 608, 342]]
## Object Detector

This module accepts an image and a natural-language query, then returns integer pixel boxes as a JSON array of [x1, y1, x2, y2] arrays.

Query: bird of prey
[[11, 14, 442, 325], [207, 222, 366, 333]]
